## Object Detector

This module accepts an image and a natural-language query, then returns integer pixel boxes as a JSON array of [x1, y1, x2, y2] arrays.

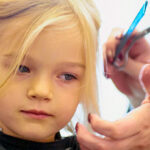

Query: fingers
[[76, 123, 118, 150], [127, 30, 150, 58], [88, 106, 150, 140], [79, 144, 90, 150], [141, 96, 150, 105], [76, 123, 138, 150], [76, 123, 104, 149], [103, 45, 115, 78], [77, 124, 150, 150], [103, 29, 123, 65], [103, 28, 128, 79], [77, 104, 150, 150], [139, 64, 150, 95], [123, 57, 144, 80], [105, 47, 114, 64], [88, 114, 121, 139]]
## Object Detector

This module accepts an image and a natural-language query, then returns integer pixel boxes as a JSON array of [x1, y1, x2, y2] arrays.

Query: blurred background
[[97, 0, 150, 121]]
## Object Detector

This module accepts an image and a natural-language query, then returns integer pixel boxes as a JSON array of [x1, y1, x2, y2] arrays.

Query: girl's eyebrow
[[3, 53, 17, 60], [3, 54, 36, 64], [58, 62, 85, 69], [3, 54, 15, 58], [4, 53, 34, 61], [4, 54, 85, 69]]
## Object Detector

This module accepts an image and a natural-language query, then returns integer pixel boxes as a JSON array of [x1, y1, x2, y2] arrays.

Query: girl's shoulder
[[0, 131, 80, 150], [61, 135, 80, 150]]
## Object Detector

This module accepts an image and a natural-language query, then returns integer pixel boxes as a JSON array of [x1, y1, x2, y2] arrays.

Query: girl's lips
[[20, 110, 52, 119]]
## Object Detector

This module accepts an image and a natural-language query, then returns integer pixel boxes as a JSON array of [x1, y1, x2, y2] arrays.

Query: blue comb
[[113, 0, 148, 63]]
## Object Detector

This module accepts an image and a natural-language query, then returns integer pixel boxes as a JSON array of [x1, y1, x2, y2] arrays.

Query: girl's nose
[[27, 75, 53, 101]]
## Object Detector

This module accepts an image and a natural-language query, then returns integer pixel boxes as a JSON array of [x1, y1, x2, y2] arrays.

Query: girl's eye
[[61, 74, 77, 81], [18, 65, 30, 73]]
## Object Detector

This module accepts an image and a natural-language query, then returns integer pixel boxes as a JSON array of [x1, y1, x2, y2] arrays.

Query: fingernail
[[107, 51, 114, 64], [104, 72, 110, 79], [118, 53, 123, 61], [75, 122, 79, 133], [88, 113, 91, 123], [108, 58, 114, 64]]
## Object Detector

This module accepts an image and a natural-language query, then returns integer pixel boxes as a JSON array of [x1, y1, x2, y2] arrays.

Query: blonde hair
[[0, 0, 100, 132]]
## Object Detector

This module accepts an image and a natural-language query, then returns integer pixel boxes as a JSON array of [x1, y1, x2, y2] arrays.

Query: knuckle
[[111, 127, 122, 139]]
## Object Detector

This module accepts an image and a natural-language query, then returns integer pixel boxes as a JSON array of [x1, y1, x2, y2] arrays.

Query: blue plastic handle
[[113, 0, 148, 63]]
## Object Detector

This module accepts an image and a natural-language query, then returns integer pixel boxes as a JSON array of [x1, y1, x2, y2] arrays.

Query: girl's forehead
[[25, 22, 84, 66], [42, 25, 82, 41], [44, 18, 82, 33], [29, 23, 84, 55], [0, 16, 32, 52], [1, 20, 84, 62], [0, 17, 82, 53]]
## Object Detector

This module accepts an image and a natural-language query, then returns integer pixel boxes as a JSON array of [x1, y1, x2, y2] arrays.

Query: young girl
[[0, 0, 100, 149]]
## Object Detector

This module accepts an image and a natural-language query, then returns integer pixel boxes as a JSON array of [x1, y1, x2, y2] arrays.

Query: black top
[[0, 132, 80, 150]]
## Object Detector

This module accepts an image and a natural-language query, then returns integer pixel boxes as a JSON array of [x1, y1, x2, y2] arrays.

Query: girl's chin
[[4, 129, 55, 143], [20, 131, 55, 142]]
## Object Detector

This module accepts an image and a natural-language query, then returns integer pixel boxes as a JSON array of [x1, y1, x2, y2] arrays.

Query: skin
[[103, 28, 150, 107], [0, 21, 85, 143], [77, 108, 150, 150], [140, 64, 150, 104], [76, 28, 150, 150]]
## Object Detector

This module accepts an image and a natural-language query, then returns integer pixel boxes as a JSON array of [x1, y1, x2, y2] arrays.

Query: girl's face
[[0, 22, 85, 142]]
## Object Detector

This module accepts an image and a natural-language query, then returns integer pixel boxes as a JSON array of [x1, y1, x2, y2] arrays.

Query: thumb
[[89, 106, 149, 140], [139, 64, 150, 95]]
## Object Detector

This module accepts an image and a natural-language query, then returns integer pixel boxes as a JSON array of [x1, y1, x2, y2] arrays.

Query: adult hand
[[76, 104, 150, 150], [103, 28, 150, 107]]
